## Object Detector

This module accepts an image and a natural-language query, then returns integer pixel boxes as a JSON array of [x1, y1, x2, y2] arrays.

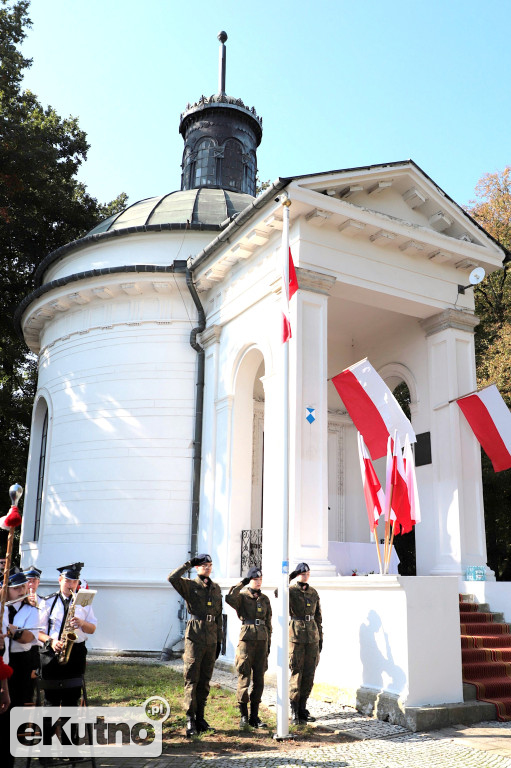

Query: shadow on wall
[[359, 609, 406, 713]]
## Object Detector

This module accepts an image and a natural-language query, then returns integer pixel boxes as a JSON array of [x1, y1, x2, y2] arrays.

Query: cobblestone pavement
[[13, 655, 511, 767]]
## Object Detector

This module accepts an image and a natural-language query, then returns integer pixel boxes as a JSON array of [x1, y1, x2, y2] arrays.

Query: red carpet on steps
[[460, 594, 511, 720]]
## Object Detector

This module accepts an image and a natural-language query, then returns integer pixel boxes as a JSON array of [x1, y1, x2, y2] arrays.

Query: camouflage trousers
[[183, 639, 217, 717], [235, 639, 269, 705], [289, 641, 319, 704]]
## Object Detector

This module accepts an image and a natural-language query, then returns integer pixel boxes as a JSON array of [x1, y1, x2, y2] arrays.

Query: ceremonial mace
[[0, 483, 24, 679]]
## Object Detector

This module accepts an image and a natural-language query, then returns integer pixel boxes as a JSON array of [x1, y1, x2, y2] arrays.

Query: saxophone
[[57, 590, 79, 665]]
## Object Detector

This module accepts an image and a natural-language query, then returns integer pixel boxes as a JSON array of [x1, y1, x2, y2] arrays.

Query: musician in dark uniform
[[226, 566, 272, 728], [5, 569, 39, 707], [39, 562, 97, 706], [288, 562, 323, 725], [168, 554, 223, 737]]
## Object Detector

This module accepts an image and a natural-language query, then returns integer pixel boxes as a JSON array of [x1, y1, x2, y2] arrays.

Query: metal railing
[[240, 528, 262, 575]]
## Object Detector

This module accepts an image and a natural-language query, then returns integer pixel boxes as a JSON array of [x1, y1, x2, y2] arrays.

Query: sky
[[20, 0, 511, 211]]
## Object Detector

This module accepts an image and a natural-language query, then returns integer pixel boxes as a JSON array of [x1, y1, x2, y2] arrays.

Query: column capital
[[198, 325, 222, 347], [296, 268, 337, 295], [420, 308, 479, 337]]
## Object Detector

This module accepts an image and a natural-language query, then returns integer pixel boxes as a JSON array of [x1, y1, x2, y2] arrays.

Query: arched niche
[[228, 346, 266, 577]]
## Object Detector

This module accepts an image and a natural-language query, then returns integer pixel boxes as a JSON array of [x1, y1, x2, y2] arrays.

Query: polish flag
[[385, 434, 413, 534], [282, 248, 298, 343], [332, 358, 415, 460], [457, 384, 511, 472], [403, 434, 421, 524], [357, 432, 385, 532]]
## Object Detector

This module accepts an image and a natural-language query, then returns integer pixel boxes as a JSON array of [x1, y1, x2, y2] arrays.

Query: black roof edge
[[14, 264, 182, 342], [189, 177, 293, 271], [34, 222, 223, 288]]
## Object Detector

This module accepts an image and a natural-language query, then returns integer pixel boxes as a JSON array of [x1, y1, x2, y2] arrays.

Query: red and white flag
[[357, 432, 385, 532], [282, 247, 298, 343], [403, 434, 421, 524], [457, 384, 511, 472], [385, 433, 413, 534], [332, 358, 415, 460]]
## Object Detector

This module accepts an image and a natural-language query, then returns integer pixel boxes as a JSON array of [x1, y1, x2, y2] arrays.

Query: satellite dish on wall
[[469, 267, 486, 285], [458, 267, 486, 295]]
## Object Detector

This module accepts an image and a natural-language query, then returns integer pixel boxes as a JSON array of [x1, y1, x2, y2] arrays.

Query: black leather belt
[[189, 614, 215, 622], [291, 615, 313, 621], [242, 619, 263, 625]]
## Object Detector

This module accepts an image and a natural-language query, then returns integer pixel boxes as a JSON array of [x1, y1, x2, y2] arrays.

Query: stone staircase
[[459, 593, 506, 721]]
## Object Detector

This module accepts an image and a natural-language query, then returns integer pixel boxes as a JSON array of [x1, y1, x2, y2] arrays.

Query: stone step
[[463, 682, 477, 701], [356, 687, 496, 732], [401, 698, 497, 732]]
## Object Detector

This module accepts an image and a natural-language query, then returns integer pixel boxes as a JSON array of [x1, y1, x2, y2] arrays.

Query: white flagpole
[[275, 194, 291, 740]]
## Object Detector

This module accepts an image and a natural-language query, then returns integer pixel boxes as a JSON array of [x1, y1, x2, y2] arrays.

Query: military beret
[[294, 562, 310, 574], [247, 566, 262, 580], [195, 554, 212, 565]]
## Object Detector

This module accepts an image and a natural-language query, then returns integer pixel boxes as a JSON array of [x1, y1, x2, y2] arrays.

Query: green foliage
[[467, 167, 511, 579], [0, 0, 127, 529]]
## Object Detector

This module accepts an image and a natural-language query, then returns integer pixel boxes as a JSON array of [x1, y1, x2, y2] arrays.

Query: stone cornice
[[271, 267, 336, 296], [420, 308, 480, 336], [295, 268, 337, 295], [198, 325, 222, 347], [19, 269, 189, 354]]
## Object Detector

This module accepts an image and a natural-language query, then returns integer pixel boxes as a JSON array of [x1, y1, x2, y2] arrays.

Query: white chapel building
[[15, 34, 510, 722]]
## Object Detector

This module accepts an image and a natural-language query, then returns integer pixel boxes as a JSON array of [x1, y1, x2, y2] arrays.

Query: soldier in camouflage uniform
[[288, 562, 323, 725], [168, 554, 223, 737], [226, 566, 272, 728]]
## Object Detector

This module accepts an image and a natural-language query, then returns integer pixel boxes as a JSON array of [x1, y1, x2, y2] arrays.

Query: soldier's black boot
[[195, 704, 215, 734], [186, 717, 197, 737], [239, 702, 249, 728], [299, 698, 316, 722], [249, 702, 267, 728], [290, 701, 300, 725]]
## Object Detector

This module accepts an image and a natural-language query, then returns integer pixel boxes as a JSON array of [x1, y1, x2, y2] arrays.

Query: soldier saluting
[[168, 554, 223, 737], [288, 562, 323, 725], [226, 566, 272, 729]]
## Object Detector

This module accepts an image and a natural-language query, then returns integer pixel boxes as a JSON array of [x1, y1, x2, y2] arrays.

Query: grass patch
[[85, 661, 354, 755]]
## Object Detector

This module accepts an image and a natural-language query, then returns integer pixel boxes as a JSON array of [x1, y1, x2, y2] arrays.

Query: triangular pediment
[[288, 161, 505, 270]]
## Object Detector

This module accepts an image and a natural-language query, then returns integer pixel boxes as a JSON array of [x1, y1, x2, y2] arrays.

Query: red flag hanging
[[457, 384, 511, 472], [282, 248, 298, 343], [384, 433, 413, 535], [357, 432, 384, 532], [332, 358, 415, 460]]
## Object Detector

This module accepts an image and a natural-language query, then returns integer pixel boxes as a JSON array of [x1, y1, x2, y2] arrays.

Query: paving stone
[[79, 654, 511, 767]]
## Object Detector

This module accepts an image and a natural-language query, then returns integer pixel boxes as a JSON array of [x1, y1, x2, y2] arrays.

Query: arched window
[[223, 139, 243, 191], [193, 138, 217, 187], [33, 405, 48, 541], [181, 147, 193, 189], [243, 151, 256, 195]]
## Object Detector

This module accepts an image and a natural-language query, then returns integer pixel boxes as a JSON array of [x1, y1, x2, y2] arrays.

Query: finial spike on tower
[[217, 31, 227, 94]]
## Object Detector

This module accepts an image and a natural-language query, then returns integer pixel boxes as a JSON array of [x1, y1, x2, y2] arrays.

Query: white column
[[420, 309, 493, 579], [290, 269, 337, 576]]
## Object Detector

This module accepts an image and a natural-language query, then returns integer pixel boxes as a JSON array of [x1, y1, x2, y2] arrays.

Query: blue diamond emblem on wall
[[306, 407, 315, 424]]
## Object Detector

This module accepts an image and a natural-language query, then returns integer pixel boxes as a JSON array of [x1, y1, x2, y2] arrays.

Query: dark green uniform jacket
[[225, 582, 272, 645], [289, 582, 322, 645], [168, 561, 223, 646]]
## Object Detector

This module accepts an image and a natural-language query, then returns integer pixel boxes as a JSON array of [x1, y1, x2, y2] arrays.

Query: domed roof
[[87, 187, 254, 236]]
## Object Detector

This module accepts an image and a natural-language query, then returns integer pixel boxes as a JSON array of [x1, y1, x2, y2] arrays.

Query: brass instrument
[[57, 590, 78, 665]]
